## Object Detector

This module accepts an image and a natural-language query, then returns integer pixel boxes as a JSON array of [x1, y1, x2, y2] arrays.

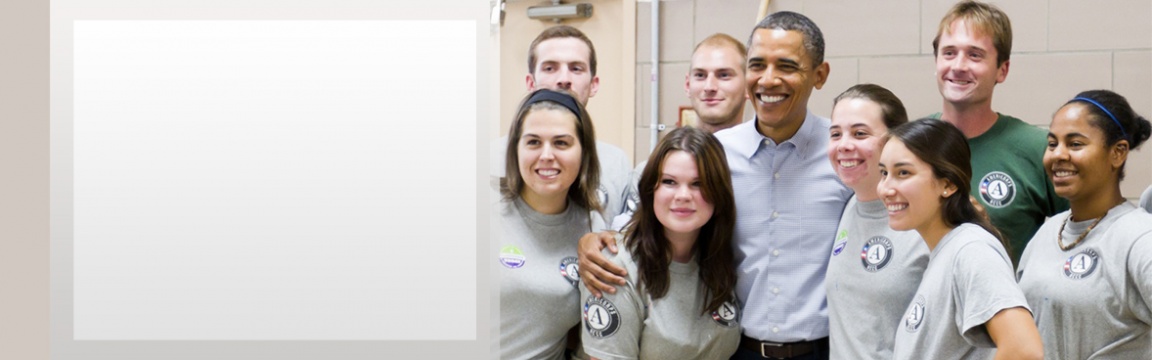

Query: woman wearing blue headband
[[1017, 89, 1152, 359], [498, 88, 604, 360]]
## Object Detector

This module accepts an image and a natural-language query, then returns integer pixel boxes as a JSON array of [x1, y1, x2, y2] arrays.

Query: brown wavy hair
[[624, 127, 736, 314]]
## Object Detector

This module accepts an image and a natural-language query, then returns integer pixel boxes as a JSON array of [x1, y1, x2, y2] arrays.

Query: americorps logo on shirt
[[860, 236, 893, 272], [711, 301, 739, 327], [1063, 249, 1100, 279], [904, 295, 926, 333], [559, 256, 580, 286], [978, 171, 1016, 208], [583, 296, 621, 338]]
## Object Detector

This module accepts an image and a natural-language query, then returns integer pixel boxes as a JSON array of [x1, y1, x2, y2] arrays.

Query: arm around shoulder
[[578, 231, 628, 297]]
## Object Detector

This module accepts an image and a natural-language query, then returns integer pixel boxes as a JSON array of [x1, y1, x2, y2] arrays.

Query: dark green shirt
[[930, 113, 1069, 264]]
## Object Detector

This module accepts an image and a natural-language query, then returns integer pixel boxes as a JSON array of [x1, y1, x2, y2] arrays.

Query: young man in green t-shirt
[[930, 1, 1067, 263]]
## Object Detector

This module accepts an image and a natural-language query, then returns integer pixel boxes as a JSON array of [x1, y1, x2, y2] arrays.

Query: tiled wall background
[[634, 0, 1152, 199]]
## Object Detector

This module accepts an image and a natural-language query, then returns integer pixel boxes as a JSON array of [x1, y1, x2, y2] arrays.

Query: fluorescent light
[[526, 3, 592, 20]]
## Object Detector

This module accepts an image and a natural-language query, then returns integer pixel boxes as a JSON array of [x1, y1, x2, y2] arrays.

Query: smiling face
[[829, 98, 889, 199], [517, 108, 583, 211], [686, 44, 746, 130], [653, 150, 715, 244], [935, 20, 1008, 110], [527, 37, 600, 105], [745, 28, 828, 142], [878, 139, 954, 238], [1044, 103, 1125, 203]]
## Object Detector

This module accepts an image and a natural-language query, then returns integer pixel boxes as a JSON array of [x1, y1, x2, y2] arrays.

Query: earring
[[942, 191, 949, 196]]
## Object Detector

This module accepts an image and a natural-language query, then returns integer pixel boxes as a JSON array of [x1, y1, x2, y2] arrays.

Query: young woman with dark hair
[[824, 84, 927, 360], [499, 89, 603, 360], [579, 126, 740, 359], [880, 119, 1043, 360], [1017, 89, 1152, 359]]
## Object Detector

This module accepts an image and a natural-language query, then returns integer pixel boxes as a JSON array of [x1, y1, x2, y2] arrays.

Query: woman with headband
[[579, 126, 740, 359], [1017, 90, 1152, 359], [498, 89, 604, 360], [879, 119, 1043, 360], [824, 84, 928, 359]]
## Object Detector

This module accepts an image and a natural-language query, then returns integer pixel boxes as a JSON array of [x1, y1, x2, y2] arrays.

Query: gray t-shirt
[[499, 198, 594, 360], [826, 196, 928, 360], [1141, 185, 1152, 213], [580, 237, 741, 360], [1017, 202, 1152, 359], [491, 137, 631, 223], [892, 223, 1030, 360], [610, 160, 645, 231]]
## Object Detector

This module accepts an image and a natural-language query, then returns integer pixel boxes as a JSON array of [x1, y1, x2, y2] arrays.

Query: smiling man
[[929, 1, 1066, 263], [686, 33, 748, 133], [609, 34, 748, 229], [579, 14, 850, 360], [715, 12, 850, 360]]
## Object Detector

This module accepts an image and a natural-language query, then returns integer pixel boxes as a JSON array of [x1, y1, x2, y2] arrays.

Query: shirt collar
[[731, 110, 821, 159], [789, 111, 822, 155]]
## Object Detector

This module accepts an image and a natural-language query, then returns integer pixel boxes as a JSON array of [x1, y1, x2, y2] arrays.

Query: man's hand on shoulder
[[577, 231, 627, 297]]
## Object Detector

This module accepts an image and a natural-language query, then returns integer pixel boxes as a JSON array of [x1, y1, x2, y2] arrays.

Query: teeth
[[951, 80, 972, 85], [538, 169, 559, 176], [886, 204, 907, 212], [1054, 170, 1075, 177], [759, 94, 786, 103], [839, 160, 862, 168]]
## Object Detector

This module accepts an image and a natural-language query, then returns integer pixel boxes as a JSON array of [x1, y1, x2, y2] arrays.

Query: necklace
[[1057, 214, 1105, 251]]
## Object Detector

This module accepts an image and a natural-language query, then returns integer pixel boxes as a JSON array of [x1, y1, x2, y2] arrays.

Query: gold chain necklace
[[1057, 214, 1105, 251]]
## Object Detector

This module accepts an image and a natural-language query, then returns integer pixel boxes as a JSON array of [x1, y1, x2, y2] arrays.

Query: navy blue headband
[[1072, 97, 1129, 140], [526, 89, 582, 118]]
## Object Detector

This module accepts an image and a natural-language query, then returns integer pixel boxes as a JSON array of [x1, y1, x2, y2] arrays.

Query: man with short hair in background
[[929, 1, 1066, 263], [611, 33, 749, 229], [687, 33, 749, 134], [490, 25, 632, 223]]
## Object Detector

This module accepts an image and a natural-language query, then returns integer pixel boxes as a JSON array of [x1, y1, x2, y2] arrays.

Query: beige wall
[[636, 0, 1152, 199], [0, 0, 49, 358], [499, 0, 637, 160]]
